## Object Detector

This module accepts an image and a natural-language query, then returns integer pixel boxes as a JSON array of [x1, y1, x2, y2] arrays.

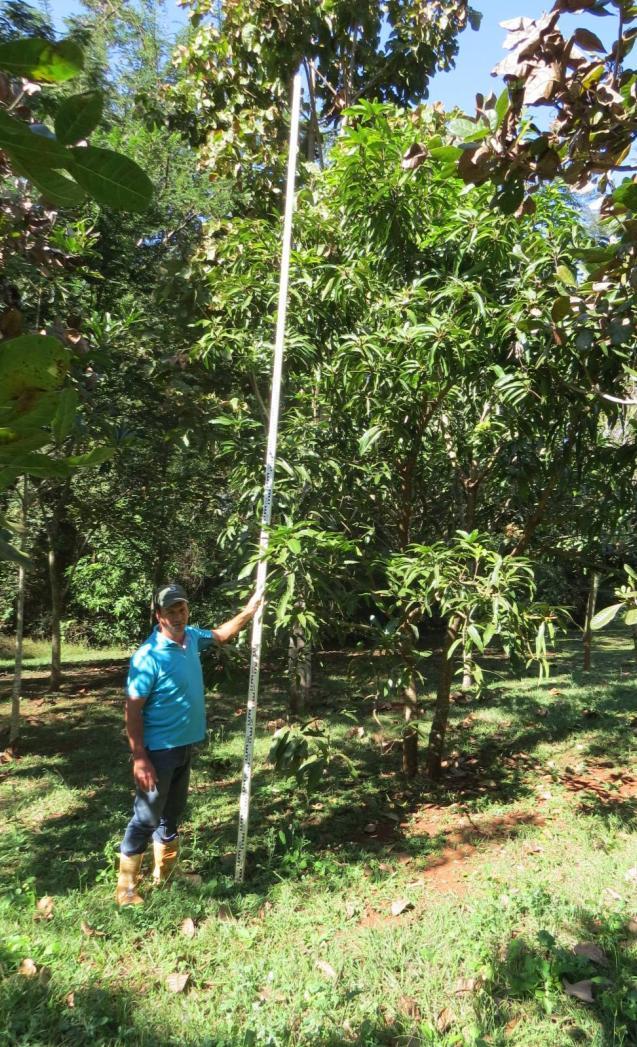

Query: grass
[[0, 629, 636, 1045], [0, 635, 131, 671]]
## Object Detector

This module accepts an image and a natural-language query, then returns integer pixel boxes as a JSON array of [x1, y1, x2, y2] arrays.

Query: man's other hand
[[133, 755, 157, 792]]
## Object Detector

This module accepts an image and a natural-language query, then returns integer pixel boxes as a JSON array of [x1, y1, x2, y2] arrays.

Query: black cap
[[156, 583, 189, 610]]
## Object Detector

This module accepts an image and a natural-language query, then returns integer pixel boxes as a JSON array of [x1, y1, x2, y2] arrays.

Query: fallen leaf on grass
[[80, 920, 105, 938], [603, 887, 623, 902], [37, 966, 51, 987], [390, 898, 414, 917], [624, 867, 637, 883], [65, 992, 75, 1008], [548, 688, 563, 696], [35, 896, 54, 920], [1, 750, 14, 763], [165, 972, 190, 994], [315, 960, 337, 980], [504, 1017, 521, 1038], [181, 872, 203, 887], [628, 919, 637, 935], [563, 979, 594, 1003], [453, 976, 481, 995], [574, 943, 609, 967], [436, 1007, 455, 1032], [180, 918, 196, 939], [397, 995, 421, 1020], [18, 958, 37, 977]]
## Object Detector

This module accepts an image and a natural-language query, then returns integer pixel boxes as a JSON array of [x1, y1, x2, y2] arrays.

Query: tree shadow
[[482, 909, 637, 1046], [0, 941, 175, 1047]]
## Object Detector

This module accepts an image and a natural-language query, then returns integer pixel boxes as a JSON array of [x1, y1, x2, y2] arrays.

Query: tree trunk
[[289, 626, 311, 717], [9, 478, 28, 750], [402, 673, 418, 777], [583, 571, 600, 672], [632, 624, 637, 666], [462, 647, 474, 693], [426, 616, 460, 780], [48, 541, 63, 690]]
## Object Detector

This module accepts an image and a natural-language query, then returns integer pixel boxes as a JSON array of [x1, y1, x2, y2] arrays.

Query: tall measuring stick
[[235, 71, 302, 883]]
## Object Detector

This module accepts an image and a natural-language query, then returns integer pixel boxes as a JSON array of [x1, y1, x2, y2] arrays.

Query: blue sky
[[50, 0, 617, 115]]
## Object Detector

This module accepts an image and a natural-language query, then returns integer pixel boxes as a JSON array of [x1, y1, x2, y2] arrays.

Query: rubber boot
[[115, 852, 144, 906], [153, 837, 179, 885]]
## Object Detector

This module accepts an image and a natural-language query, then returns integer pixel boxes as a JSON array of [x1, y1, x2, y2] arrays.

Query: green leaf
[[493, 182, 524, 215], [591, 603, 623, 631], [556, 265, 577, 286], [66, 446, 114, 468], [11, 159, 85, 207], [0, 109, 69, 169], [54, 91, 103, 146], [468, 624, 484, 651], [625, 608, 637, 626], [495, 88, 510, 128], [68, 146, 153, 212], [0, 37, 83, 82], [52, 387, 78, 444], [613, 179, 637, 212], [359, 424, 384, 455], [0, 335, 69, 401], [430, 145, 462, 162]]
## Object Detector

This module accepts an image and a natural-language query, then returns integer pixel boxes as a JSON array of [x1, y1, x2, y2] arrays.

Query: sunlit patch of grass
[[0, 635, 131, 671]]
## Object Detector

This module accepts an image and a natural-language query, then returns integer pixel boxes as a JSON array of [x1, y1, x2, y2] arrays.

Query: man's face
[[157, 600, 189, 641]]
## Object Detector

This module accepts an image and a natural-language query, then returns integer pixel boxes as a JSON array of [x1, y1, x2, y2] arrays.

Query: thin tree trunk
[[9, 478, 28, 749], [402, 673, 418, 777], [426, 616, 461, 780], [462, 646, 474, 693], [289, 626, 311, 716], [48, 540, 63, 690], [633, 624, 637, 665], [583, 571, 600, 672]]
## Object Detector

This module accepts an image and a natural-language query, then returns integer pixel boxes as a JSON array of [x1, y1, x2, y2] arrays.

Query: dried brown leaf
[[165, 972, 190, 994], [180, 917, 196, 939], [397, 995, 421, 1020], [37, 965, 52, 987], [65, 991, 75, 1008], [563, 978, 594, 1003], [574, 943, 609, 967], [80, 920, 105, 938], [315, 960, 337, 980], [436, 1007, 455, 1033], [35, 896, 54, 921], [18, 958, 37, 977], [390, 898, 414, 917]]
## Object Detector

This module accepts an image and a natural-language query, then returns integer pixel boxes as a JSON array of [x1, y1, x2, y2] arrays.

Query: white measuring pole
[[235, 70, 303, 883]]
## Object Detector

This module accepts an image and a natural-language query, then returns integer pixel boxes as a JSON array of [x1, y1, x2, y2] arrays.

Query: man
[[116, 583, 260, 905]]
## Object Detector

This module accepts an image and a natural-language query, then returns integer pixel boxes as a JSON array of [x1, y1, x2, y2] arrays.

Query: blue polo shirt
[[126, 626, 216, 750]]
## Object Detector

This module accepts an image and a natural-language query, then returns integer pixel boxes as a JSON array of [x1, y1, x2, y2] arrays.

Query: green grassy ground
[[0, 636, 131, 671], [0, 632, 636, 1046]]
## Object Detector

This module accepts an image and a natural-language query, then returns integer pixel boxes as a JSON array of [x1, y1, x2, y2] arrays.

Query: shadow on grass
[[483, 909, 637, 1046], [0, 633, 635, 900], [0, 941, 175, 1047]]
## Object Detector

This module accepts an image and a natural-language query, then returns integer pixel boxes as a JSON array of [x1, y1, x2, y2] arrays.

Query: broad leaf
[[52, 387, 78, 444], [0, 37, 83, 82], [625, 608, 637, 626], [0, 109, 69, 169], [68, 146, 153, 211], [591, 603, 623, 630], [11, 159, 85, 207], [55, 91, 103, 145], [613, 179, 637, 212], [0, 335, 69, 401], [66, 446, 114, 468]]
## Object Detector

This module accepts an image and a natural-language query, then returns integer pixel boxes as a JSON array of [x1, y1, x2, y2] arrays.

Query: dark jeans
[[120, 744, 192, 856]]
